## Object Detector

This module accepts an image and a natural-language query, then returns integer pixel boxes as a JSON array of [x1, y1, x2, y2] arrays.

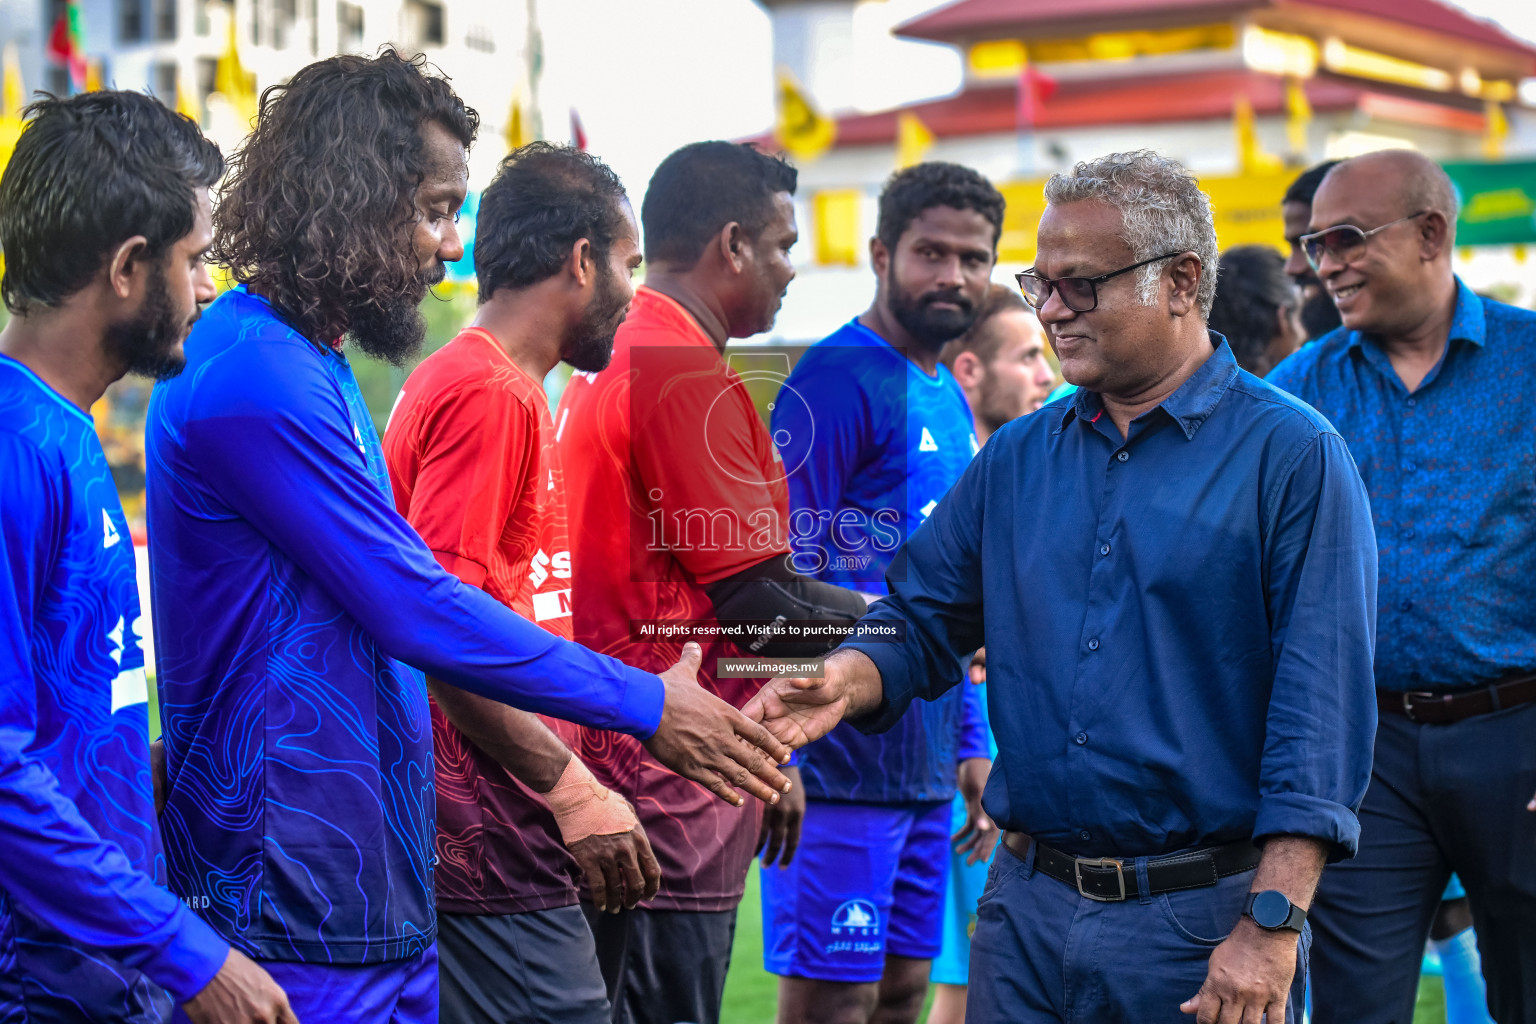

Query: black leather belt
[[1378, 672, 1536, 725], [1001, 832, 1262, 902]]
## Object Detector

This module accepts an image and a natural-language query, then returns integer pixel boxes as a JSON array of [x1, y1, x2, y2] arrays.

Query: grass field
[[720, 863, 1451, 1024]]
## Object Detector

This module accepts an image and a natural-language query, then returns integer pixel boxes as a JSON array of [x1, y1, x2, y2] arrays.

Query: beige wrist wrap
[[545, 755, 638, 846]]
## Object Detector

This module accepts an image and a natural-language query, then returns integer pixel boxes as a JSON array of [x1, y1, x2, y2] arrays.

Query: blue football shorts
[[761, 799, 950, 983]]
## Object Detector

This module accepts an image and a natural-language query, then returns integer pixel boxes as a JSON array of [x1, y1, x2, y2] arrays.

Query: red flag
[[45, 0, 85, 91], [1016, 64, 1057, 129], [570, 108, 587, 151]]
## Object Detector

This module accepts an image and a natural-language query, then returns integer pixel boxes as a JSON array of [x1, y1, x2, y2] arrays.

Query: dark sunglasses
[[1299, 211, 1426, 272], [1015, 252, 1185, 313]]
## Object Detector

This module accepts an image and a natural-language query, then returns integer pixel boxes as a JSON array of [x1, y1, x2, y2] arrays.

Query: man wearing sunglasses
[[1267, 149, 1536, 1024], [748, 150, 1378, 1024]]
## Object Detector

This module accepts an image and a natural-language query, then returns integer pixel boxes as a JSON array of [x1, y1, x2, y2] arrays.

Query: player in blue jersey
[[763, 163, 1004, 1024], [0, 92, 294, 1023], [145, 51, 790, 1024]]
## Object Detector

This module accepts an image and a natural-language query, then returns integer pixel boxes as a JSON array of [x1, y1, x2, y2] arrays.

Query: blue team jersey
[[0, 354, 227, 1016], [772, 320, 987, 803], [146, 288, 663, 966]]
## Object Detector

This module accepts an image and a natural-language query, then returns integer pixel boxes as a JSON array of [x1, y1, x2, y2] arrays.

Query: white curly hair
[[1043, 150, 1220, 319]]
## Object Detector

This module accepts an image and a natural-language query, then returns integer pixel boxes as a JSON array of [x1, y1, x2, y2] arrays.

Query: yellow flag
[[1234, 94, 1283, 175], [504, 94, 530, 152], [813, 189, 862, 266], [896, 112, 933, 170], [214, 17, 258, 127], [1483, 100, 1507, 160], [1284, 75, 1311, 157], [82, 57, 102, 92], [775, 70, 835, 162], [2, 44, 24, 121]]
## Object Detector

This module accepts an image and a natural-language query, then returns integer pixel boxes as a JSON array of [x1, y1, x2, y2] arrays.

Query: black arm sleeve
[[703, 553, 869, 658]]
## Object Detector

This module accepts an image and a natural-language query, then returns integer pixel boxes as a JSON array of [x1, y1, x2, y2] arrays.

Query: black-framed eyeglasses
[[1299, 211, 1426, 272], [1014, 252, 1186, 313]]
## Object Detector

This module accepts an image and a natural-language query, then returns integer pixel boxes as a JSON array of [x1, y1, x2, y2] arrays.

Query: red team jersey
[[557, 286, 791, 911], [384, 327, 582, 915]]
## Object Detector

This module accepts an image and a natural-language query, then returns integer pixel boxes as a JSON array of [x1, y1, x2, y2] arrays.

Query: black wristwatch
[[1243, 890, 1307, 933]]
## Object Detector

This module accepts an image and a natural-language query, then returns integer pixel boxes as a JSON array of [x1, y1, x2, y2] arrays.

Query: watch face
[[1250, 890, 1292, 929]]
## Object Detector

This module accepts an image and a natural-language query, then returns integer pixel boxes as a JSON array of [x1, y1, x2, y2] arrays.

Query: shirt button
[[1079, 830, 1092, 842], [1099, 543, 1111, 556], [1405, 528, 1417, 540], [1404, 461, 1417, 472], [1075, 732, 1088, 745], [1117, 451, 1130, 463], [1400, 599, 1413, 612], [1087, 638, 1100, 651], [1406, 398, 1417, 407]]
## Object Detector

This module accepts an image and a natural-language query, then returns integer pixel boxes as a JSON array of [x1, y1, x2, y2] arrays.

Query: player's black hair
[[0, 90, 222, 316], [641, 141, 797, 266], [211, 48, 479, 345], [1283, 160, 1342, 206], [876, 162, 1005, 252], [475, 142, 629, 300], [1207, 245, 1295, 373]]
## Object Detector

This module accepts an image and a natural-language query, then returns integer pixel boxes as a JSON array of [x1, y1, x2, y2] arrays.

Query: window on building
[[337, 1, 364, 51], [119, 0, 144, 43], [152, 0, 176, 41], [464, 23, 494, 53], [402, 0, 444, 50], [196, 55, 217, 103], [271, 0, 295, 49], [152, 61, 177, 102]]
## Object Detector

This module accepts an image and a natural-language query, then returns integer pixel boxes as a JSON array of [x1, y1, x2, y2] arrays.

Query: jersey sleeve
[[184, 350, 664, 738], [0, 432, 228, 1003], [393, 383, 533, 587], [630, 349, 786, 584]]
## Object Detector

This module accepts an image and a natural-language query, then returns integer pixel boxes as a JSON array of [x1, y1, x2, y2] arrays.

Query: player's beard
[[346, 261, 446, 367], [563, 261, 629, 374], [886, 266, 977, 354], [1299, 283, 1343, 340], [106, 261, 193, 381]]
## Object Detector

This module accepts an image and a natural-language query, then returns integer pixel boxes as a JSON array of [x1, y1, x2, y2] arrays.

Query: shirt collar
[[1345, 276, 1486, 353], [1053, 332, 1238, 441]]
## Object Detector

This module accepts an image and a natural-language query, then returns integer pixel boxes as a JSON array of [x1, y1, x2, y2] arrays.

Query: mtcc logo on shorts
[[830, 899, 880, 937]]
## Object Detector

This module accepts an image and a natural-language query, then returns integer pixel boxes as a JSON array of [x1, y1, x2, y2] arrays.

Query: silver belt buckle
[[1074, 856, 1127, 902]]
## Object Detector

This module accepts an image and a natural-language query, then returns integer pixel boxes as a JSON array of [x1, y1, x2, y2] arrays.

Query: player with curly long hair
[[144, 49, 792, 1024]]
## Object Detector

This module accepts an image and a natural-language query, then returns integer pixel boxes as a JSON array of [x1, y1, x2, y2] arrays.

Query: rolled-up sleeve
[[844, 441, 989, 734], [1253, 429, 1378, 859]]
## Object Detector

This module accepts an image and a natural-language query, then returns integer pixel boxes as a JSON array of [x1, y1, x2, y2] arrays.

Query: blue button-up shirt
[[1267, 280, 1536, 692], [844, 338, 1378, 859]]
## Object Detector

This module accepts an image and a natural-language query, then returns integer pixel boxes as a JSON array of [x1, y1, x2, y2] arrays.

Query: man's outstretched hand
[[643, 642, 793, 808], [742, 648, 885, 750]]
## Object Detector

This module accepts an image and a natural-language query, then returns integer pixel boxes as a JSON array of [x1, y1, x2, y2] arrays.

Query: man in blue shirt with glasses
[[749, 150, 1379, 1024], [1268, 148, 1536, 1024]]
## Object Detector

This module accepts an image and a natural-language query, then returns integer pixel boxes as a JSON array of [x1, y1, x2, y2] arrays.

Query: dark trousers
[[582, 904, 737, 1024], [966, 842, 1307, 1023], [1310, 701, 1536, 1024], [437, 906, 609, 1024]]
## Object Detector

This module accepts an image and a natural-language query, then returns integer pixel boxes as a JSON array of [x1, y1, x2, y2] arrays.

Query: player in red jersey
[[558, 142, 867, 1024], [384, 144, 677, 1023]]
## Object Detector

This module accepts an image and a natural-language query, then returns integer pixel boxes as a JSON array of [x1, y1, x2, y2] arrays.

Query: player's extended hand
[[643, 642, 792, 808], [968, 647, 987, 685], [571, 818, 661, 913], [953, 757, 996, 865], [1180, 917, 1299, 1024], [182, 948, 298, 1024], [743, 666, 856, 751], [756, 765, 804, 868]]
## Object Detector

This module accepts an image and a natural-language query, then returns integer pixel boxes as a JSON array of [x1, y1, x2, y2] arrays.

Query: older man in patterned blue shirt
[[1268, 149, 1536, 1024]]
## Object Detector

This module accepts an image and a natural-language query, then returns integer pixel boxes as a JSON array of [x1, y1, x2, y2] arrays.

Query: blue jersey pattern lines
[[0, 355, 227, 1019], [772, 320, 988, 803], [148, 288, 662, 967]]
